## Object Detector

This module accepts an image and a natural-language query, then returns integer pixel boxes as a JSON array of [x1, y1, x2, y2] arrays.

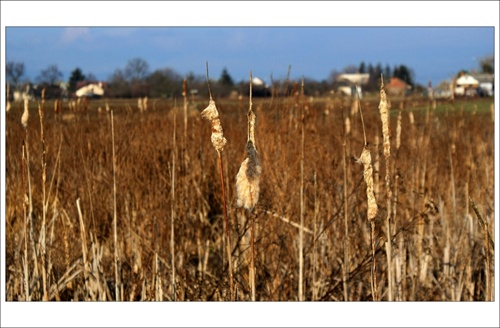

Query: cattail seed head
[[396, 109, 402, 151], [379, 84, 391, 158], [21, 97, 29, 129], [357, 147, 378, 221], [235, 141, 262, 211], [201, 100, 227, 153], [345, 116, 351, 135], [138, 98, 143, 112], [408, 111, 414, 125]]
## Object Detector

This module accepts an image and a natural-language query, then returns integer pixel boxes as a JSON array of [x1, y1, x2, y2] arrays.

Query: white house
[[336, 73, 370, 98], [76, 82, 105, 98], [454, 74, 479, 96]]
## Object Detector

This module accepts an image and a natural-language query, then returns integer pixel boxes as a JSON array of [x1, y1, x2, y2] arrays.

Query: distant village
[[6, 70, 494, 103], [332, 71, 493, 99]]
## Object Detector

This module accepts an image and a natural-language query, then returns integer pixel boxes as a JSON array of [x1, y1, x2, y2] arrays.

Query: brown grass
[[4, 91, 495, 302]]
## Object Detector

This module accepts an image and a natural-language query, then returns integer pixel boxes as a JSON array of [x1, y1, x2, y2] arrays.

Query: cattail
[[351, 97, 359, 115], [408, 111, 414, 125], [379, 80, 390, 158], [344, 116, 351, 135], [379, 76, 393, 301], [201, 100, 227, 154], [202, 62, 234, 300], [138, 98, 143, 112], [357, 147, 378, 221], [235, 140, 262, 211], [235, 72, 262, 212], [21, 96, 29, 128], [396, 109, 402, 151], [6, 83, 11, 112]]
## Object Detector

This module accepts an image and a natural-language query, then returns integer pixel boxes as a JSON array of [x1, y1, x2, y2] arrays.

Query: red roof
[[386, 77, 408, 89]]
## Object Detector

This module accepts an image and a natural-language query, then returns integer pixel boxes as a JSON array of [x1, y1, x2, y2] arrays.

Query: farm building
[[75, 81, 106, 98], [335, 73, 370, 98], [385, 77, 411, 96], [472, 73, 494, 97], [454, 74, 479, 97]]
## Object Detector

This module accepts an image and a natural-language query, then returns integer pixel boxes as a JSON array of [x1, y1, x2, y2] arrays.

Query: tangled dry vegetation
[[4, 83, 495, 301]]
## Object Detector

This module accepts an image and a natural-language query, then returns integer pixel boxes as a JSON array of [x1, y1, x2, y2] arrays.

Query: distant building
[[471, 73, 494, 97], [385, 77, 411, 96], [335, 73, 370, 98], [454, 74, 479, 97], [75, 81, 106, 98]]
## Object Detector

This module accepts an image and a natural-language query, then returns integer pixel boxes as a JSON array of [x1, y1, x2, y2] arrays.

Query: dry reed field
[[4, 80, 495, 302]]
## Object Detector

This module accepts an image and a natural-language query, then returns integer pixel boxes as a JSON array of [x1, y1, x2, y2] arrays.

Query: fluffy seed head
[[357, 147, 378, 221], [345, 116, 351, 135], [21, 97, 29, 129], [378, 85, 391, 158], [235, 141, 262, 211], [396, 109, 402, 150], [201, 100, 227, 153]]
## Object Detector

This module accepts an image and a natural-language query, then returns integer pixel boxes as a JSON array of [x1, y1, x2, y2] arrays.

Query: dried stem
[[299, 77, 305, 301], [38, 103, 49, 301], [379, 76, 393, 301], [202, 63, 233, 300], [342, 106, 350, 301], [171, 100, 177, 300], [357, 99, 378, 301], [21, 142, 30, 301], [111, 110, 121, 301]]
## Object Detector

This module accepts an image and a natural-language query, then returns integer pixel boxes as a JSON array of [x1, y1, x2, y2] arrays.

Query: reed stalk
[[298, 77, 305, 301], [378, 77, 393, 301], [234, 71, 263, 301], [21, 142, 30, 300], [357, 99, 378, 301], [170, 100, 177, 300], [111, 110, 121, 301], [342, 105, 350, 301], [37, 103, 49, 301], [201, 62, 234, 300]]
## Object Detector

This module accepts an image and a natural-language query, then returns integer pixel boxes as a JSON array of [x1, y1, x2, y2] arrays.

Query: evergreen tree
[[68, 68, 86, 93], [359, 62, 366, 74], [219, 68, 234, 86], [393, 64, 414, 86]]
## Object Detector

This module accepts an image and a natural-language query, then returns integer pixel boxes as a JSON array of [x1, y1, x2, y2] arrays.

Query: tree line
[[6, 54, 494, 99]]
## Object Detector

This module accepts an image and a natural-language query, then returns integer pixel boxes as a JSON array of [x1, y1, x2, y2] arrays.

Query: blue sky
[[4, 26, 494, 87]]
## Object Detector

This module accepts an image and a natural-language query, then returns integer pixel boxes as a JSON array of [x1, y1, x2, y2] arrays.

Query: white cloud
[[61, 27, 91, 43]]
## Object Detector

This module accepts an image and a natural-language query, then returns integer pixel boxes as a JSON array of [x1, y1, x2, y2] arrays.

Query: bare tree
[[124, 58, 150, 82], [37, 64, 63, 85], [6, 61, 25, 88]]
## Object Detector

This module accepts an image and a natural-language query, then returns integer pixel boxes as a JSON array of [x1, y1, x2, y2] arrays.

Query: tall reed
[[38, 103, 49, 301], [235, 71, 262, 301], [298, 77, 305, 301], [170, 100, 177, 300], [356, 99, 378, 301], [201, 63, 234, 300], [378, 77, 393, 301], [342, 105, 350, 301], [111, 110, 121, 301]]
